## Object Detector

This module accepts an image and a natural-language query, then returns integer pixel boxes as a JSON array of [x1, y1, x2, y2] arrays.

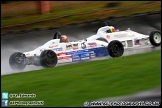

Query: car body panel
[[23, 39, 109, 64], [87, 26, 150, 48]]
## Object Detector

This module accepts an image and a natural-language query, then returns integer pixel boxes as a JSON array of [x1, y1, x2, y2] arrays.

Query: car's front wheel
[[149, 31, 161, 46], [9, 52, 26, 70], [107, 40, 124, 57], [39, 50, 58, 68]]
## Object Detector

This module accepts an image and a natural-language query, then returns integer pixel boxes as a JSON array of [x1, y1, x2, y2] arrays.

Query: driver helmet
[[107, 26, 116, 33], [61, 35, 68, 43]]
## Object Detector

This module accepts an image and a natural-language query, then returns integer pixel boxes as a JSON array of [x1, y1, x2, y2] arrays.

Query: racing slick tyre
[[107, 40, 124, 57], [39, 50, 58, 68], [9, 52, 26, 70], [149, 31, 161, 46], [53, 31, 64, 43]]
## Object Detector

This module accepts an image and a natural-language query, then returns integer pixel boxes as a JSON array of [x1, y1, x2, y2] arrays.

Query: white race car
[[9, 26, 161, 70], [87, 26, 161, 48]]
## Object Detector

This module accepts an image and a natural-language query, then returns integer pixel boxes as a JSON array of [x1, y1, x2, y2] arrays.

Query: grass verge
[[1, 50, 161, 107], [1, 1, 161, 33]]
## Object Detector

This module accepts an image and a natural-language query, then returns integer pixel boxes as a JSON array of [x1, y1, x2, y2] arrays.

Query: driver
[[106, 26, 116, 33], [61, 35, 68, 43]]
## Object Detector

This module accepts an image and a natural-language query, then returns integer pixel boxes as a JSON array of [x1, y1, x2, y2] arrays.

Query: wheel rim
[[45, 51, 57, 66], [14, 55, 25, 66], [153, 32, 161, 43], [10, 53, 26, 69]]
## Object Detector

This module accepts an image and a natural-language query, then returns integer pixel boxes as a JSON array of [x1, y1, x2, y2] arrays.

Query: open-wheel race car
[[9, 25, 161, 70], [87, 26, 161, 48]]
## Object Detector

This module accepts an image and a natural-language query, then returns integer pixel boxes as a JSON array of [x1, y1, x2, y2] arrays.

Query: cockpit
[[98, 26, 116, 34]]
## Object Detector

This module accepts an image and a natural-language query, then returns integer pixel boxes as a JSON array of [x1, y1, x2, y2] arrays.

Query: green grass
[[1, 1, 147, 21], [1, 1, 160, 28], [1, 50, 161, 107]]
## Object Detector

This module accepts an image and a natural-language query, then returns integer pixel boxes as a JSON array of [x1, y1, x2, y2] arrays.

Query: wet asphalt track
[[1, 12, 161, 76]]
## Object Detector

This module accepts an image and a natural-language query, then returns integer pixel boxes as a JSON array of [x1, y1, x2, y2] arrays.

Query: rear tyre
[[9, 52, 26, 70], [40, 50, 58, 68], [108, 40, 124, 57], [149, 31, 161, 46]]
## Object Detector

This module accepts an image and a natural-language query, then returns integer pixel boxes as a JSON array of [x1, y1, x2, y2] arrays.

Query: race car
[[87, 26, 161, 48], [9, 26, 161, 70]]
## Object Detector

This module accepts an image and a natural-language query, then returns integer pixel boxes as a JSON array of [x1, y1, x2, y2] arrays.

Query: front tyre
[[40, 50, 58, 68], [9, 52, 26, 70], [149, 31, 161, 46], [108, 40, 124, 57]]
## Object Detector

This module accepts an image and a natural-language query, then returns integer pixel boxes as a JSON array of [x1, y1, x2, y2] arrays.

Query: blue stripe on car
[[66, 47, 109, 62]]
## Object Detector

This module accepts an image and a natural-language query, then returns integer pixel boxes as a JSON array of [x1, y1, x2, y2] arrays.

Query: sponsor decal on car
[[81, 57, 90, 60], [81, 53, 89, 58], [134, 40, 140, 45], [66, 49, 90, 55], [77, 49, 89, 53], [58, 55, 72, 60], [114, 34, 129, 38], [72, 54, 80, 58], [72, 54, 81, 62], [91, 55, 95, 59], [80, 53, 90, 60], [49, 44, 58, 48], [72, 57, 80, 61], [81, 42, 86, 49], [106, 35, 110, 39], [66, 51, 75, 55], [66, 44, 72, 50], [57, 52, 66, 56], [72, 43, 79, 50], [90, 51, 96, 59], [25, 53, 30, 57], [53, 47, 63, 51], [88, 42, 97, 48], [76, 50, 83, 53], [72, 58, 80, 61]]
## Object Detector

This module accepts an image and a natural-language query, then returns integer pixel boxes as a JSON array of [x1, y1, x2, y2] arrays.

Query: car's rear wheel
[[107, 40, 124, 57], [39, 50, 58, 68], [9, 52, 26, 70], [149, 31, 161, 46]]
